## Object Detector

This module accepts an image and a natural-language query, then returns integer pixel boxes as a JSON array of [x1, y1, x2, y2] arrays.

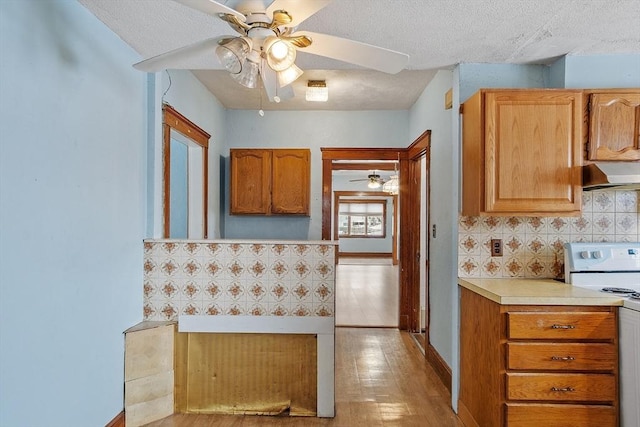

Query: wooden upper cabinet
[[587, 90, 640, 161], [230, 149, 271, 214], [271, 149, 310, 215], [230, 148, 310, 215], [462, 89, 583, 216]]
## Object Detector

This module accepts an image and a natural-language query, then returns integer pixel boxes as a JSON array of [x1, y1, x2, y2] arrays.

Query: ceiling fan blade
[[133, 36, 228, 72], [266, 0, 332, 27], [172, 0, 246, 21], [349, 179, 369, 182], [293, 31, 409, 74], [260, 66, 294, 103]]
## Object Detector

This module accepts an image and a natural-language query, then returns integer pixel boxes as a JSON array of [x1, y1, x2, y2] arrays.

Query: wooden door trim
[[320, 137, 430, 331], [399, 131, 431, 332]]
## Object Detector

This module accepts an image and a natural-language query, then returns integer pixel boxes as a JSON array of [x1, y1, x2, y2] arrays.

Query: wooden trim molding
[[162, 104, 210, 238], [338, 252, 392, 258], [426, 343, 452, 394], [104, 410, 125, 427]]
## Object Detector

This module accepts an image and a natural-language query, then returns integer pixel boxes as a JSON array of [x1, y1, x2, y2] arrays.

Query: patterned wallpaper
[[458, 190, 639, 279], [142, 240, 336, 321]]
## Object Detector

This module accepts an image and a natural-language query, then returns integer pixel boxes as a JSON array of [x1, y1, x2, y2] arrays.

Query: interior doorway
[[321, 134, 431, 333]]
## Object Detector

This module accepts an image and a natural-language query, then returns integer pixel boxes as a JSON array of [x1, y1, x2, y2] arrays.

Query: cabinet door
[[230, 149, 271, 214], [484, 91, 582, 214], [271, 149, 310, 215], [588, 92, 640, 161]]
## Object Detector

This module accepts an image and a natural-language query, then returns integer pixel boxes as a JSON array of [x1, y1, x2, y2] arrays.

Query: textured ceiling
[[79, 0, 640, 110]]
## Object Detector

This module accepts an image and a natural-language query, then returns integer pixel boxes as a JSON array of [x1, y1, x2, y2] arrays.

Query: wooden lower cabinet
[[458, 287, 619, 427], [506, 403, 616, 427]]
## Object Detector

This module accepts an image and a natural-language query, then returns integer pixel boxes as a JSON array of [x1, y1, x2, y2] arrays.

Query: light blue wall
[[458, 63, 549, 102], [563, 54, 640, 88], [0, 1, 146, 426], [156, 70, 228, 238], [408, 69, 455, 368], [222, 110, 409, 240]]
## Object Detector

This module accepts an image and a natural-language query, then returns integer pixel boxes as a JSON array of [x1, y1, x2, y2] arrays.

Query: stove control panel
[[565, 242, 640, 273]]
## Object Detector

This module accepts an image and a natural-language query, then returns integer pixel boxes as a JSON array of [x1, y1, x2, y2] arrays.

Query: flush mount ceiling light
[[306, 80, 328, 102], [133, 0, 409, 104]]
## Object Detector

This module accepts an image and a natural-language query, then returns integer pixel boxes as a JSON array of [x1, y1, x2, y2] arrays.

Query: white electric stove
[[564, 242, 640, 311], [564, 242, 640, 427]]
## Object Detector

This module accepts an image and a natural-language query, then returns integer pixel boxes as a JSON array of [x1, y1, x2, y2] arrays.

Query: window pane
[[338, 215, 349, 236], [350, 215, 366, 235], [367, 216, 383, 236]]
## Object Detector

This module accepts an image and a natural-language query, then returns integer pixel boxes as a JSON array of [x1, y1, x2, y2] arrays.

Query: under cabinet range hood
[[583, 162, 640, 191]]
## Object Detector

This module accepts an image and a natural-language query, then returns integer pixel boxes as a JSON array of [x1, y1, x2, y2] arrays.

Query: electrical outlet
[[491, 239, 503, 257]]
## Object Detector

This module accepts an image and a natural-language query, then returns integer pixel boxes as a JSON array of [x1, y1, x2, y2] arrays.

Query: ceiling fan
[[350, 171, 386, 189], [133, 0, 410, 102]]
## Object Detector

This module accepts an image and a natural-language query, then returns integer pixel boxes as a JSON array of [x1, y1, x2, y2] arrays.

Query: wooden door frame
[[321, 133, 430, 331]]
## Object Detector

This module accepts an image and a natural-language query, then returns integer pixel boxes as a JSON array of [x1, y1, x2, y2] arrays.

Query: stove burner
[[602, 287, 636, 295], [630, 293, 640, 301]]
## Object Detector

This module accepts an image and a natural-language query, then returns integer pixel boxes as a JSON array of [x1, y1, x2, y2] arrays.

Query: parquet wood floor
[[143, 328, 462, 427]]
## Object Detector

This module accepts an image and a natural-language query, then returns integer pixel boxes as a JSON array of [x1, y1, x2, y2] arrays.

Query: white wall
[[222, 110, 409, 240], [0, 1, 146, 426]]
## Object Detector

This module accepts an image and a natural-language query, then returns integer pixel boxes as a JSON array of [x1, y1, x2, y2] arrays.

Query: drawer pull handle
[[551, 356, 575, 361], [551, 324, 575, 329], [551, 386, 575, 392]]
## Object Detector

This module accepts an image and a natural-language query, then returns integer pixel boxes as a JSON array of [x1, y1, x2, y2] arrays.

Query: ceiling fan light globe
[[277, 63, 303, 87], [264, 37, 296, 72], [231, 56, 260, 88], [215, 38, 250, 74], [368, 180, 381, 189]]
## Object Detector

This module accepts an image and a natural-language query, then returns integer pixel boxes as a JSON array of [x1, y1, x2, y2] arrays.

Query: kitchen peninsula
[[126, 239, 337, 426], [458, 278, 623, 427]]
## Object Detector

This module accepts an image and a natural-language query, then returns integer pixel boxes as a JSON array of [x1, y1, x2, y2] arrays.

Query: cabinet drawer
[[506, 403, 616, 427], [507, 312, 615, 340], [507, 342, 616, 371], [506, 373, 616, 402]]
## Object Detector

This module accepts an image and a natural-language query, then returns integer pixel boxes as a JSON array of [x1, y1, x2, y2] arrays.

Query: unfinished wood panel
[[124, 322, 176, 427], [126, 394, 174, 427], [125, 323, 175, 381], [179, 333, 317, 416], [125, 371, 174, 407]]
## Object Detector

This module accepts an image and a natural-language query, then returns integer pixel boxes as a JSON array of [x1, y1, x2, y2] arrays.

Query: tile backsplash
[[142, 240, 336, 321], [458, 190, 639, 279]]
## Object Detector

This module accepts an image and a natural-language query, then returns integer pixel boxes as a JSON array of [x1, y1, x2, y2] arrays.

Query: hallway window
[[338, 200, 386, 238]]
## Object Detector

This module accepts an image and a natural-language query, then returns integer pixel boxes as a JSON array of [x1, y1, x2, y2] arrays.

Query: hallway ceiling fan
[[133, 0, 409, 103], [350, 171, 386, 189]]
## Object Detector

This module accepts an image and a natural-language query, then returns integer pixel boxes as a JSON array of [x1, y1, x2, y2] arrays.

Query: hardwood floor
[[143, 328, 462, 427], [335, 258, 399, 328]]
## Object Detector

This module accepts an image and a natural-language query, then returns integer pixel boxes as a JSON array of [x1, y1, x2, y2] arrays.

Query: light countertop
[[458, 277, 624, 306]]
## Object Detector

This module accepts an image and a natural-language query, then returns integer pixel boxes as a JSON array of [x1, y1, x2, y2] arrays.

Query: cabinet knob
[[551, 324, 576, 329], [551, 386, 575, 392]]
